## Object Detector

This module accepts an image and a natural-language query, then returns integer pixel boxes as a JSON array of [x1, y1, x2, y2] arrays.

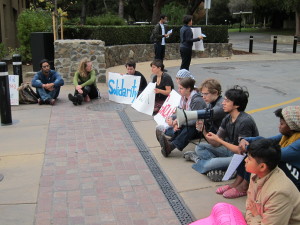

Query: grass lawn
[[228, 28, 295, 35]]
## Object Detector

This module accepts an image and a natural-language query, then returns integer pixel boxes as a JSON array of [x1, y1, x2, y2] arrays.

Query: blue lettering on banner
[[108, 78, 138, 102]]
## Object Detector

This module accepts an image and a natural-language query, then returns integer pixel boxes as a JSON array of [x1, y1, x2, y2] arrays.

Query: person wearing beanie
[[237, 105, 300, 191], [175, 69, 194, 84]]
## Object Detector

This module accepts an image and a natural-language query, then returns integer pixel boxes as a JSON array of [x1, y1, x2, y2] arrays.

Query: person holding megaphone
[[157, 77, 206, 157]]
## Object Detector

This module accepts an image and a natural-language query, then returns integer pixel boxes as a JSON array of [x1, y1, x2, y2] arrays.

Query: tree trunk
[[103, 0, 108, 13], [151, 0, 165, 24], [187, 0, 204, 15], [80, 0, 87, 25], [118, 0, 124, 18], [296, 11, 300, 37]]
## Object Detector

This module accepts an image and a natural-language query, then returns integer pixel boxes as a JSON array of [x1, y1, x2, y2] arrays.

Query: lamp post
[[204, 0, 211, 25]]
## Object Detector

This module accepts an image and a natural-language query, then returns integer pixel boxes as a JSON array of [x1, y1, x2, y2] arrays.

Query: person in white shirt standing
[[152, 15, 171, 64]]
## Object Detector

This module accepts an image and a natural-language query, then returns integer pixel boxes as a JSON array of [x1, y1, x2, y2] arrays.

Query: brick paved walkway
[[34, 94, 180, 225]]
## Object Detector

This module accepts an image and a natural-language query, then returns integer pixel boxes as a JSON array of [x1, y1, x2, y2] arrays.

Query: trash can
[[30, 32, 54, 72]]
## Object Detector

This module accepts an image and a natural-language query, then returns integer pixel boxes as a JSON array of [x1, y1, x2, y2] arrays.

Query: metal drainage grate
[[118, 111, 195, 225], [87, 101, 127, 112]]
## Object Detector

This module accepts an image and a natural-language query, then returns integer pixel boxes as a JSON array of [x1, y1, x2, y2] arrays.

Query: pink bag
[[189, 202, 247, 225]]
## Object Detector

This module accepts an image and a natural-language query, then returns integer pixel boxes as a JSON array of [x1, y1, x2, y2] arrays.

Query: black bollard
[[273, 36, 277, 53], [249, 35, 253, 53], [293, 36, 298, 53], [0, 62, 12, 125], [12, 54, 23, 86]]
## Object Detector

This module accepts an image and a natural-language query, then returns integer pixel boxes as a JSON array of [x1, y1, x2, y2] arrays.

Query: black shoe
[[160, 135, 175, 157], [77, 94, 84, 105], [68, 93, 78, 105], [38, 98, 43, 105], [44, 98, 51, 104]]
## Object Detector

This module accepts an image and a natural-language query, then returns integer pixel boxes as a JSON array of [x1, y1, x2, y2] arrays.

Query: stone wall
[[54, 40, 107, 83], [105, 43, 233, 68], [54, 40, 232, 83]]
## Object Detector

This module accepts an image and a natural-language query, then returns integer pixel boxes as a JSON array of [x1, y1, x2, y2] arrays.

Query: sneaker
[[68, 93, 78, 105], [38, 98, 43, 105], [183, 151, 199, 163], [49, 99, 55, 105], [155, 125, 165, 143], [160, 135, 175, 157], [206, 170, 226, 182]]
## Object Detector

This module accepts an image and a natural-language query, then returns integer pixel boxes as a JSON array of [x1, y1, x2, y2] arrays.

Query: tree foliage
[[17, 9, 52, 61]]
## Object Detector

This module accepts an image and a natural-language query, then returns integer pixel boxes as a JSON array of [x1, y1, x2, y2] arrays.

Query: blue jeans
[[36, 87, 60, 101], [165, 125, 200, 151], [192, 143, 233, 174]]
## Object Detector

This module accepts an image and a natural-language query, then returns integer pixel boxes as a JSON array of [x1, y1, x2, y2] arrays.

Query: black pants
[[180, 47, 192, 70], [75, 84, 98, 99], [154, 43, 165, 62]]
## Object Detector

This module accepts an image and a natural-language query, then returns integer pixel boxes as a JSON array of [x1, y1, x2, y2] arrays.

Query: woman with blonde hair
[[68, 58, 100, 105]]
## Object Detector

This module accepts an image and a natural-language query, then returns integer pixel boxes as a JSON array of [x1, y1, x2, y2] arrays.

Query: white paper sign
[[131, 82, 156, 116], [154, 90, 181, 126], [192, 27, 205, 51], [222, 154, 246, 181], [108, 72, 141, 104], [8, 75, 19, 105]]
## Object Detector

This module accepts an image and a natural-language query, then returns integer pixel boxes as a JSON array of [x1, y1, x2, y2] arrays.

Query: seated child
[[190, 138, 300, 225]]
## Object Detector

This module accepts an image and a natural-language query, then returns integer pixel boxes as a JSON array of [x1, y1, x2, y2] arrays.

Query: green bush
[[64, 25, 228, 46], [17, 9, 52, 62], [0, 43, 8, 60]]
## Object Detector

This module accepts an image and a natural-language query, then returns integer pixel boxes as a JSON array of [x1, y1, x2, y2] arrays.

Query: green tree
[[17, 9, 52, 61], [253, 0, 300, 34], [162, 2, 186, 25], [209, 0, 232, 25]]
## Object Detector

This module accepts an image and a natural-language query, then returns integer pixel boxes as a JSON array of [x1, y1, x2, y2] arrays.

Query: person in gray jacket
[[157, 77, 206, 157]]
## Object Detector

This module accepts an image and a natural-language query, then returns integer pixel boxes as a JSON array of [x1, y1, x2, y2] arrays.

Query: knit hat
[[176, 69, 194, 79], [282, 106, 300, 131]]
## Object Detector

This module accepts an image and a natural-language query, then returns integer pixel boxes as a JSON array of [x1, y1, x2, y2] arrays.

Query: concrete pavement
[[0, 36, 300, 225]]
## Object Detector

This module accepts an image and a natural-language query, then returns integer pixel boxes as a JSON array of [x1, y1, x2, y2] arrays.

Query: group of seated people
[[149, 60, 300, 224], [32, 57, 300, 224]]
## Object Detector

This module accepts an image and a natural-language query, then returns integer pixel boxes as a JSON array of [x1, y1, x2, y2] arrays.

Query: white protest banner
[[108, 72, 141, 104], [154, 90, 181, 126], [192, 27, 205, 51], [8, 75, 19, 105], [131, 82, 156, 116]]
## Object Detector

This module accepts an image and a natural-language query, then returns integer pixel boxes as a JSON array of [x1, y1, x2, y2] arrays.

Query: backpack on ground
[[18, 83, 39, 104]]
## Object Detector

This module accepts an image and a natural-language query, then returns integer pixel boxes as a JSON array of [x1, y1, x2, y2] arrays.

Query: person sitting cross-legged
[[185, 85, 259, 198], [183, 78, 227, 162], [32, 59, 64, 105]]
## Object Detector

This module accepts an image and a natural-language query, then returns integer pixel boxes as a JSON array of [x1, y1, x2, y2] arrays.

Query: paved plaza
[[0, 33, 299, 225]]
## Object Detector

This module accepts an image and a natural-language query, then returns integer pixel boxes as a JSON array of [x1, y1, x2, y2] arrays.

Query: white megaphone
[[175, 107, 213, 127]]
